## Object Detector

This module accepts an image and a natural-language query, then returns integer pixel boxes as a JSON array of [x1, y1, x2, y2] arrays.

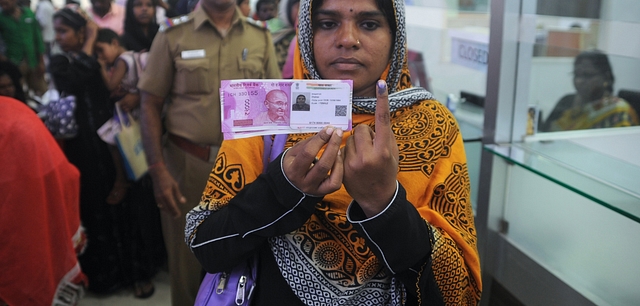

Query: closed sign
[[449, 30, 489, 73]]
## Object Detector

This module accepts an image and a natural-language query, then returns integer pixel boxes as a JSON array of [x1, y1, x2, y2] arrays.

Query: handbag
[[195, 256, 258, 306], [39, 88, 78, 139], [114, 103, 148, 181], [97, 114, 121, 146], [194, 134, 287, 306]]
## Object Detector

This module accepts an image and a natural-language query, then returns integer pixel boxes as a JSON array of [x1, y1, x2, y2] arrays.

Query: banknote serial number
[[227, 91, 259, 97]]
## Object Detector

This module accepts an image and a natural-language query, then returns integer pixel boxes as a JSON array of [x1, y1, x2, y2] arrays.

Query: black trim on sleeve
[[347, 183, 432, 274], [192, 151, 322, 272]]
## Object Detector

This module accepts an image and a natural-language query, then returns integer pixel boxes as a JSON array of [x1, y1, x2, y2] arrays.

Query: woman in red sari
[[0, 97, 87, 305]]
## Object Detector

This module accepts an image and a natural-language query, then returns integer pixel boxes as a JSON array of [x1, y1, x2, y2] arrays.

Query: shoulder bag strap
[[262, 134, 287, 173]]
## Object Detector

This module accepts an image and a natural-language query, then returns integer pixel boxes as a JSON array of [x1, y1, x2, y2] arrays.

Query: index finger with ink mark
[[374, 80, 392, 145]]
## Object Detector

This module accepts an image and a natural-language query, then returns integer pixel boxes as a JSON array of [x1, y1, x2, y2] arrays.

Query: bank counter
[[406, 0, 640, 305]]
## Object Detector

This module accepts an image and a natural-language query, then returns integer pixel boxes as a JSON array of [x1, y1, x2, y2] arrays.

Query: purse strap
[[262, 134, 287, 173], [194, 135, 288, 306]]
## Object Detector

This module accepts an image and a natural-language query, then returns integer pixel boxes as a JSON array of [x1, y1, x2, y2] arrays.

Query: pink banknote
[[220, 79, 352, 139]]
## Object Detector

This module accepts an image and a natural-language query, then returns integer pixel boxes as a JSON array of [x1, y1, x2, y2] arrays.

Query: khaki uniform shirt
[[138, 7, 281, 145]]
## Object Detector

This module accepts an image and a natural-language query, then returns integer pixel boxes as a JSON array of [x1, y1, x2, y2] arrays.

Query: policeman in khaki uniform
[[137, 0, 281, 303]]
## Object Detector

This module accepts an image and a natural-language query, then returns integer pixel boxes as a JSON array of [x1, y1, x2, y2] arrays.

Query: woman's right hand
[[282, 126, 344, 196]]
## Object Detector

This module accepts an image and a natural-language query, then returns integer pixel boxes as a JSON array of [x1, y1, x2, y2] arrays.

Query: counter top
[[485, 131, 640, 223]]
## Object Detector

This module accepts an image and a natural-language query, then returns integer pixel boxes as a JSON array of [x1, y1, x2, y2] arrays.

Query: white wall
[[600, 0, 640, 24], [596, 0, 640, 61], [405, 5, 490, 103]]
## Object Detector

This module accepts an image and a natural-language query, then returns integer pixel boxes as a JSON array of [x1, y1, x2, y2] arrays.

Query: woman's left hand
[[282, 126, 344, 197], [342, 80, 399, 217]]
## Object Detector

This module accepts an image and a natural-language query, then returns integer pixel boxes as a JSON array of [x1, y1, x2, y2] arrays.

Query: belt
[[168, 133, 217, 162]]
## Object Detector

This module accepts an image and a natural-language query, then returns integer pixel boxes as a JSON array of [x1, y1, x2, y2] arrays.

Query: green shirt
[[0, 6, 45, 68]]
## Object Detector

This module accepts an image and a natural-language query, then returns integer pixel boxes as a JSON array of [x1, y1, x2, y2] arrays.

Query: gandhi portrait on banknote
[[254, 89, 290, 124]]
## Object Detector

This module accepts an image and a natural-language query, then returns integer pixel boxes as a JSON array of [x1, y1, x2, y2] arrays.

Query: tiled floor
[[79, 271, 171, 306], [77, 271, 522, 305]]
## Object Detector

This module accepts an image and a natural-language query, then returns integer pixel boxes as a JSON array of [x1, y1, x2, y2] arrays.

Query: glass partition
[[501, 0, 640, 217], [478, 1, 640, 305], [485, 129, 640, 223], [519, 0, 640, 135]]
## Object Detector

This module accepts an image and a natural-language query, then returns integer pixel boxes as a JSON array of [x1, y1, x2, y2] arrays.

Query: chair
[[617, 89, 640, 118]]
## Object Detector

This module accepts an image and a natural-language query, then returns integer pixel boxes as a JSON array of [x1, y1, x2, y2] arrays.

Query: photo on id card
[[289, 81, 352, 131]]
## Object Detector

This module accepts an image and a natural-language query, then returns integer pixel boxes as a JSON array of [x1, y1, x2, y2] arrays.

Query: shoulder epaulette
[[245, 17, 268, 30], [159, 15, 192, 32]]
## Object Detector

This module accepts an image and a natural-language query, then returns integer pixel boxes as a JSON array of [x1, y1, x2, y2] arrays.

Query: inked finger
[[374, 80, 393, 146]]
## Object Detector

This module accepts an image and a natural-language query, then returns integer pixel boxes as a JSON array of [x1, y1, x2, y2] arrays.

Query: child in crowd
[[0, 60, 26, 102], [95, 28, 147, 205], [255, 0, 276, 21]]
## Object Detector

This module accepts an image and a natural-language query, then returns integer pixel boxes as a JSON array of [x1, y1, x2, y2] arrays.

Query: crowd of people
[[1, 0, 484, 305]]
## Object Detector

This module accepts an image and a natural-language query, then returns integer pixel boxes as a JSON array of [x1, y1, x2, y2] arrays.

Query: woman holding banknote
[[186, 0, 482, 304]]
